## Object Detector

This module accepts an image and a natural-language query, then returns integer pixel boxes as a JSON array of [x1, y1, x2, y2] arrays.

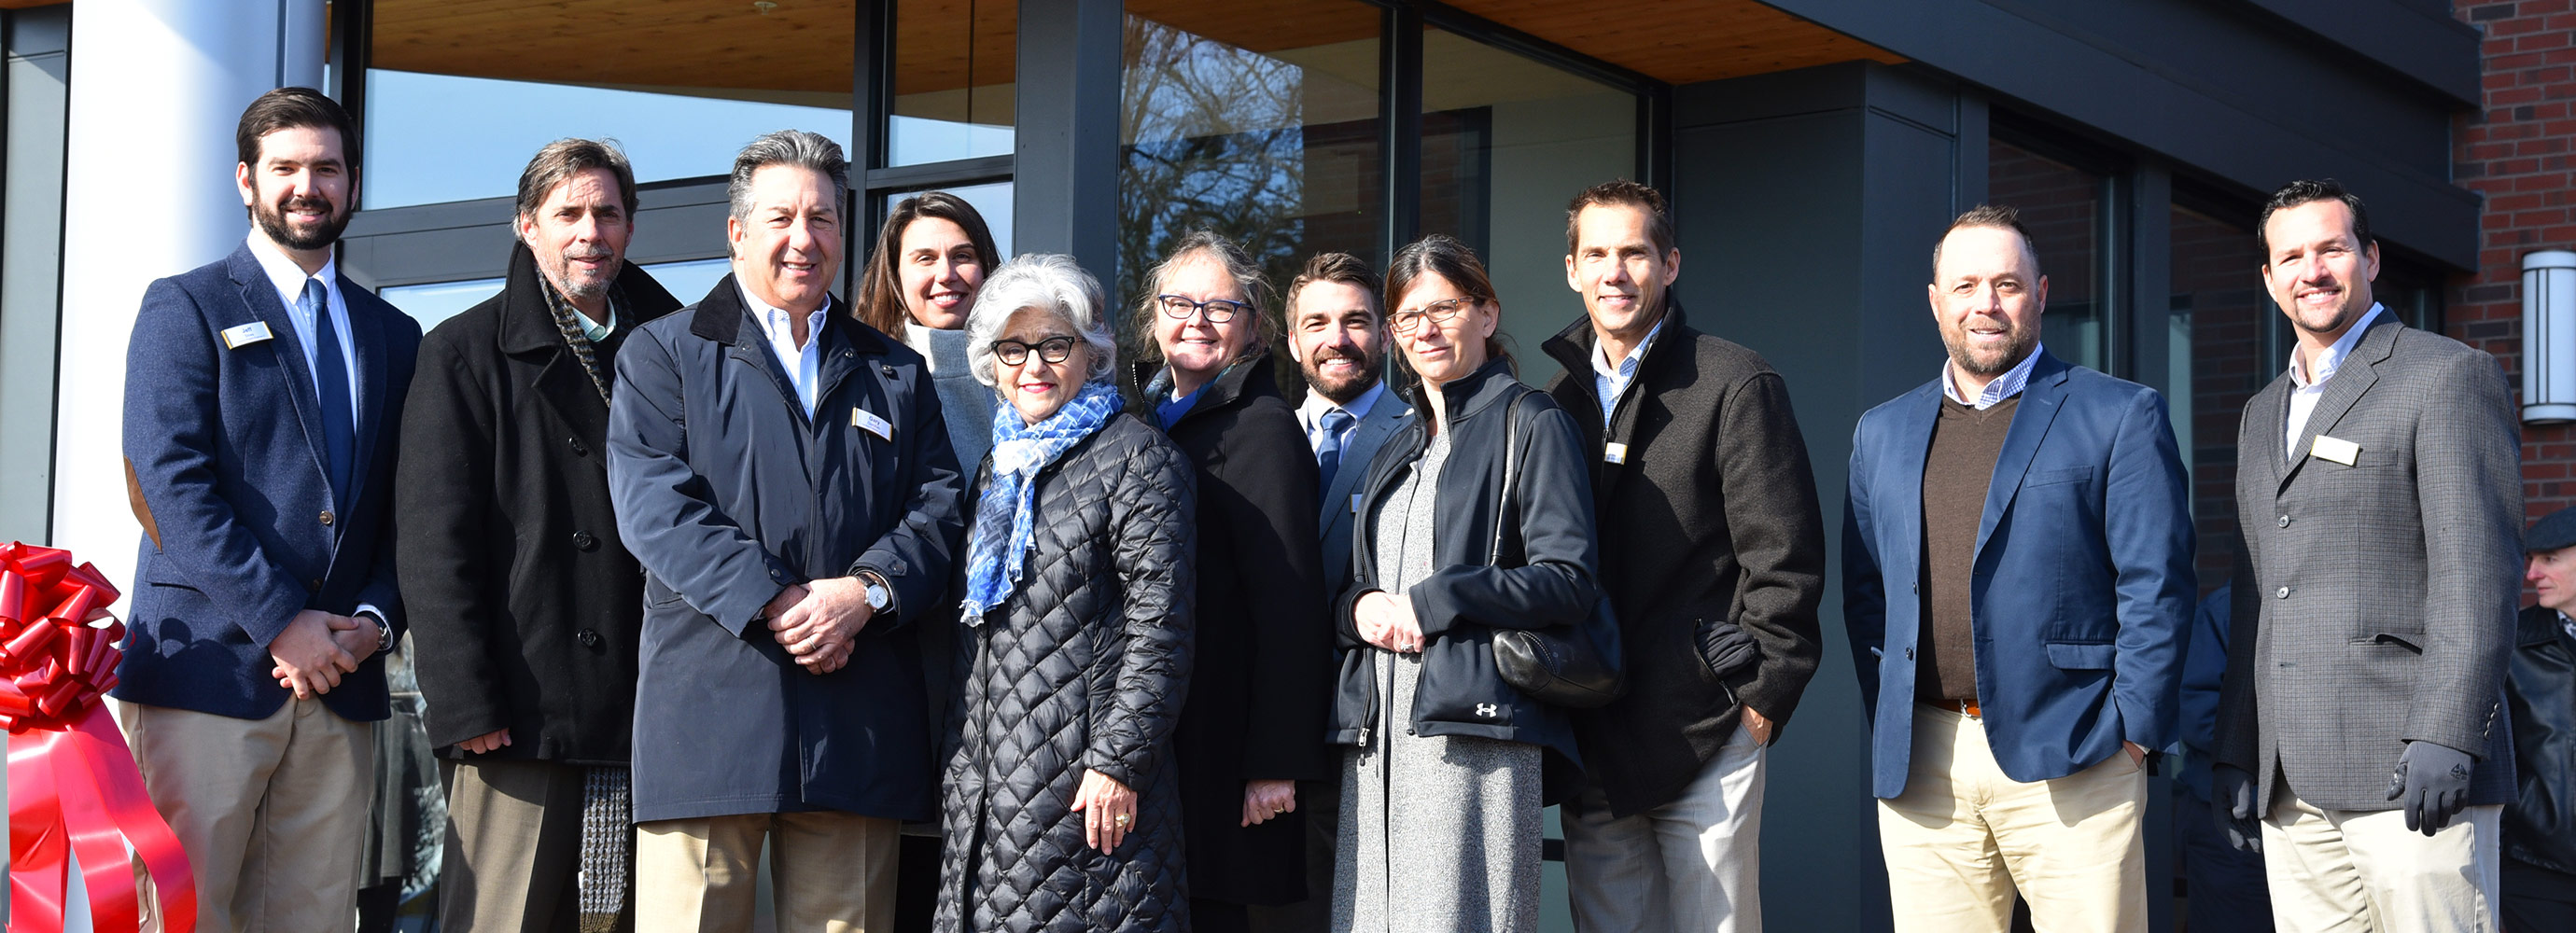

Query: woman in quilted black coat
[[933, 255, 1198, 933]]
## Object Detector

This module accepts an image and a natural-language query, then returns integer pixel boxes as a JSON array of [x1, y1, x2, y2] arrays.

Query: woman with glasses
[[933, 254, 1196, 933], [1328, 234, 1601, 933], [857, 191, 1001, 465], [1132, 230, 1335, 932]]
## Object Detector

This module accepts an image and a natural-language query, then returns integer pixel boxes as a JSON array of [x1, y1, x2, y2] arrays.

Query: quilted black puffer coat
[[933, 412, 1198, 933]]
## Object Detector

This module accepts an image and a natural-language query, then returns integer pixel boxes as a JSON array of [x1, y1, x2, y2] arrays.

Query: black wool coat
[[1540, 299, 1827, 817], [934, 413, 1197, 933], [398, 244, 682, 762], [1132, 356, 1334, 906]]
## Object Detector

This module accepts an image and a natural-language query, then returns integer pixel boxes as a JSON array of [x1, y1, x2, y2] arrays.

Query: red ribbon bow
[[4, 541, 195, 933]]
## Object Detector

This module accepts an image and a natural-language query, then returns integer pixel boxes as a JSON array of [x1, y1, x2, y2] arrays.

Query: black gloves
[[2387, 740, 2474, 836], [1696, 618, 1759, 683], [2212, 763, 2262, 853]]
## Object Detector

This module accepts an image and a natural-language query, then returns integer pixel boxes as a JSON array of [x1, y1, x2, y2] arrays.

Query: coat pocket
[[2029, 466, 2093, 487], [2044, 642, 2116, 670]]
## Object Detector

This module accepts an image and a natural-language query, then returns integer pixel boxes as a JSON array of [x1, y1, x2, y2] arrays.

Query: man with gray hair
[[399, 138, 683, 931], [607, 129, 965, 930]]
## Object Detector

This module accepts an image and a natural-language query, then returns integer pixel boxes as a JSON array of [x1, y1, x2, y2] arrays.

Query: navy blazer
[[119, 243, 421, 722], [1842, 351, 2192, 799]]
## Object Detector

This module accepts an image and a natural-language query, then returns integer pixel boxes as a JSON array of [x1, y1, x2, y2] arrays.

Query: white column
[[53, 0, 329, 604]]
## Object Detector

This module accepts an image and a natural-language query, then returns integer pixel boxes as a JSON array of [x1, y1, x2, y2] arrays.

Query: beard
[[539, 244, 620, 301], [1304, 345, 1385, 405], [252, 193, 351, 252], [1941, 324, 2037, 379]]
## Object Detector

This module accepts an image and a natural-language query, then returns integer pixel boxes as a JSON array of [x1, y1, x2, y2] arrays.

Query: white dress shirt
[[1298, 380, 1389, 454], [1592, 314, 1669, 420], [248, 233, 361, 423], [2283, 303, 2385, 460], [1939, 342, 2047, 410], [743, 284, 827, 418]]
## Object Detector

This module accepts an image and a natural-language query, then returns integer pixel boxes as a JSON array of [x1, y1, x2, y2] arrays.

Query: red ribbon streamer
[[2, 542, 195, 933]]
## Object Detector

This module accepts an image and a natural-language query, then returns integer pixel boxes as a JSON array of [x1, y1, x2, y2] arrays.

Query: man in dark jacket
[[398, 138, 682, 931], [606, 130, 963, 931], [1540, 181, 1827, 932], [2505, 507, 2576, 931]]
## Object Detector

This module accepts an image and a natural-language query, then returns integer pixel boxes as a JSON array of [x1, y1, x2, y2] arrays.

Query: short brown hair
[[2258, 178, 2373, 258], [1564, 180, 1674, 257], [235, 87, 355, 171], [1930, 203, 2043, 280], [856, 191, 1002, 332], [1284, 252, 1380, 322], [514, 138, 639, 227]]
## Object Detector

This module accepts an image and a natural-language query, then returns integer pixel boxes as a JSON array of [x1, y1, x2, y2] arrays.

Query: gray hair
[[726, 130, 848, 222], [967, 254, 1119, 387]]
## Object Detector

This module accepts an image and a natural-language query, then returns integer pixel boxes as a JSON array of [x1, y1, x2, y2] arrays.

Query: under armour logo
[[1476, 703, 1499, 718]]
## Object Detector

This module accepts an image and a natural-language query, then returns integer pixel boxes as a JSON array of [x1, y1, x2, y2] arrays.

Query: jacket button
[[880, 364, 897, 377], [572, 531, 599, 551], [578, 628, 602, 648], [306, 578, 323, 593], [318, 509, 334, 526], [1904, 647, 1915, 661], [568, 437, 589, 457], [2275, 586, 2290, 598], [2277, 515, 2290, 528], [770, 568, 788, 583]]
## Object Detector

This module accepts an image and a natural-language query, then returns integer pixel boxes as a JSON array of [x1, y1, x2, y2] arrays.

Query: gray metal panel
[[2237, 0, 2481, 104], [1011, 0, 1120, 279], [340, 178, 733, 289], [1, 5, 71, 547], [1768, 0, 2480, 270]]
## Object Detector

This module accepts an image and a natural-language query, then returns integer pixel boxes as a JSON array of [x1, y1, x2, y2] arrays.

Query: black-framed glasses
[[992, 336, 1079, 366], [1156, 294, 1250, 323], [1389, 297, 1477, 334]]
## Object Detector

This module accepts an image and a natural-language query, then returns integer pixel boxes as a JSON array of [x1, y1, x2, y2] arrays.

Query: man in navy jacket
[[118, 87, 420, 933], [1843, 205, 2192, 933]]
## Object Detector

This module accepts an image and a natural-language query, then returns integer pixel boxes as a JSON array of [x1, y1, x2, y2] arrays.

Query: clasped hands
[[267, 608, 380, 699], [1353, 591, 1425, 654], [764, 577, 875, 675]]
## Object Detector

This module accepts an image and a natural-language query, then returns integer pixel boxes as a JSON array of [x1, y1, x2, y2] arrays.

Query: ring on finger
[[1114, 814, 1131, 826]]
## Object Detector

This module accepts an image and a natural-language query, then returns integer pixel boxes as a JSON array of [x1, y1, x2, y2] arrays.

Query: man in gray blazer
[[2214, 179, 2523, 932], [1252, 250, 1409, 933]]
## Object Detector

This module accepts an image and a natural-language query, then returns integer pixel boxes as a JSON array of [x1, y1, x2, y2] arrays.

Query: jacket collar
[[497, 242, 684, 355], [1424, 355, 1526, 424], [1539, 294, 1692, 379], [1144, 352, 1281, 426], [686, 272, 881, 355]]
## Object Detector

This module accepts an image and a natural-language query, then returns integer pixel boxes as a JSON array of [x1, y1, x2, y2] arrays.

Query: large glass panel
[[890, 0, 1017, 165], [1420, 27, 1636, 385], [1989, 140, 2104, 371], [364, 0, 854, 208], [2171, 202, 2268, 596], [1117, 1, 1383, 334], [380, 276, 506, 331]]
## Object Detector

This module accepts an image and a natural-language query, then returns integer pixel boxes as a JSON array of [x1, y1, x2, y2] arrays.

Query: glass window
[[1118, 1, 1383, 321], [890, 0, 1017, 166], [1420, 27, 1636, 385], [2170, 202, 2267, 595], [879, 181, 1015, 258], [643, 257, 735, 308], [1989, 140, 2105, 371], [363, 2, 854, 208], [380, 276, 505, 330]]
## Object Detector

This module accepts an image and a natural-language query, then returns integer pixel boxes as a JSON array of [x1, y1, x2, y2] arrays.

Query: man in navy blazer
[[1843, 205, 2192, 933], [117, 88, 420, 933]]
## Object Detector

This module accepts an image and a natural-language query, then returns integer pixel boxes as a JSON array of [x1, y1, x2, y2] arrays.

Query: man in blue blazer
[[117, 88, 420, 933], [1843, 205, 2193, 933]]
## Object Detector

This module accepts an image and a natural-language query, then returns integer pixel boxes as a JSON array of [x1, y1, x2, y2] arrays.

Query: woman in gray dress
[[1327, 235, 1603, 933]]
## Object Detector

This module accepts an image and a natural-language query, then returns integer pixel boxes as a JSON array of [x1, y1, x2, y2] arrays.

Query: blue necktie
[[1316, 408, 1355, 494], [303, 278, 356, 508]]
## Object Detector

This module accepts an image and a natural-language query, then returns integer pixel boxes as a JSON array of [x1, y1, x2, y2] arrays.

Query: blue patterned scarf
[[959, 378, 1124, 624]]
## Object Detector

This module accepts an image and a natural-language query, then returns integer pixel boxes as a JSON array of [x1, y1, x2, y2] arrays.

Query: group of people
[[106, 85, 2567, 933]]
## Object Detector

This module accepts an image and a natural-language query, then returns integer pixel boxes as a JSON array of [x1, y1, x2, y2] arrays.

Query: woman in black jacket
[[933, 254, 1197, 933], [1328, 234, 1601, 933], [1132, 231, 1335, 931]]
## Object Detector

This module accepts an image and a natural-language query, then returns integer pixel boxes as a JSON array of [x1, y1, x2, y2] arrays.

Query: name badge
[[1604, 442, 1629, 465], [220, 321, 274, 349], [2311, 435, 2360, 466], [851, 408, 894, 441]]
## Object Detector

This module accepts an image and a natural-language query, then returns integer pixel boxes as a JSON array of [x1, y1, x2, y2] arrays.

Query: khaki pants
[[2262, 781, 2502, 932], [120, 698, 375, 933], [1877, 703, 2146, 933], [636, 811, 898, 933], [1563, 724, 1770, 933], [438, 759, 597, 932]]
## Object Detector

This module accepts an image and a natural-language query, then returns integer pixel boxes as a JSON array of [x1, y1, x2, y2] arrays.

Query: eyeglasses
[[1389, 297, 1477, 334], [992, 336, 1079, 366], [1156, 294, 1250, 324]]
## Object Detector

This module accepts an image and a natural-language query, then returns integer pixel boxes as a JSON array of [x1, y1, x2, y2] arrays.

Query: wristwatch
[[859, 571, 891, 613], [356, 608, 392, 653]]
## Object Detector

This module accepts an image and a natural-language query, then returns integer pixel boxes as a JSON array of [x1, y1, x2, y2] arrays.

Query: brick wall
[[2454, 0, 2576, 527]]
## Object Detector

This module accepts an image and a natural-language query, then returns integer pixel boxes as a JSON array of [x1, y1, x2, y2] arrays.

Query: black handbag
[[1487, 392, 1628, 708]]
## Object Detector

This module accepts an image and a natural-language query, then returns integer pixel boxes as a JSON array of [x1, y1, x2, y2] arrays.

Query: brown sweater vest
[[1918, 394, 2018, 703]]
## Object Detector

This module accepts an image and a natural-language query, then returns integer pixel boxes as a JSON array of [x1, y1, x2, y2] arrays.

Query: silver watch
[[361, 610, 392, 652], [861, 577, 891, 612]]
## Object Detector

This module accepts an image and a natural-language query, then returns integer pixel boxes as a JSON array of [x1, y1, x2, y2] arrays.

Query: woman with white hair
[[931, 254, 1198, 933]]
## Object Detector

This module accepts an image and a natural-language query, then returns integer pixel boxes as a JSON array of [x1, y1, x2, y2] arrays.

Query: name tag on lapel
[[1604, 442, 1629, 465], [219, 321, 274, 349], [851, 408, 894, 441], [2311, 435, 2360, 466]]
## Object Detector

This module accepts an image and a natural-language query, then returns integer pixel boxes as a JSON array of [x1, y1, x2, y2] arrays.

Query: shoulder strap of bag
[[1488, 390, 1532, 566]]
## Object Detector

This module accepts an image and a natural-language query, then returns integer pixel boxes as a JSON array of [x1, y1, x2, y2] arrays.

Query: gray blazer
[[2215, 312, 2523, 815], [1317, 390, 1412, 597]]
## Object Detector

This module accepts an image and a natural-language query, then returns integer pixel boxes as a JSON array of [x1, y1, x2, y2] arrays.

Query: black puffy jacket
[[1327, 357, 1602, 763], [933, 412, 1197, 933], [2506, 605, 2576, 874]]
